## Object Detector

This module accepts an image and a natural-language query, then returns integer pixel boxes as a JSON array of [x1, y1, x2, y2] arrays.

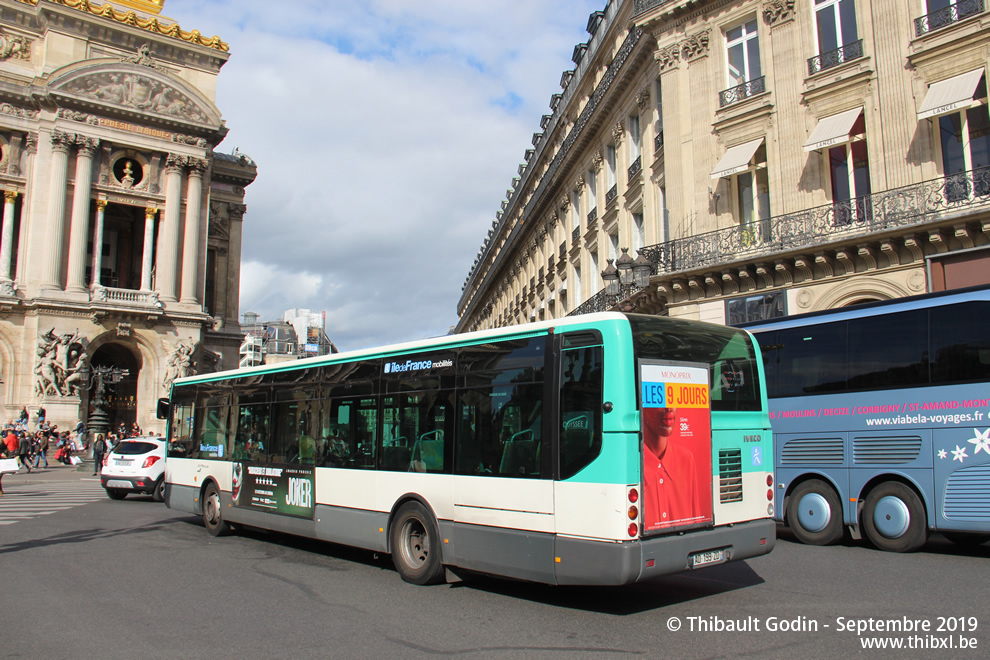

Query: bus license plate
[[690, 548, 725, 568]]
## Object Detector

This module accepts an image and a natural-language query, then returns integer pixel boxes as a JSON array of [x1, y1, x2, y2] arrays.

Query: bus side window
[[559, 343, 603, 480]]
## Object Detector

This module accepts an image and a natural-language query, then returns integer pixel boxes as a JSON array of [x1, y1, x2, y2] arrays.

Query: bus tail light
[[766, 474, 773, 487], [628, 505, 638, 520], [627, 488, 639, 503], [628, 522, 638, 537], [767, 489, 773, 501]]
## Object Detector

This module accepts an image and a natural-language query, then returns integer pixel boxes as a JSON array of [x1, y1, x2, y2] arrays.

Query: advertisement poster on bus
[[639, 360, 713, 533], [232, 461, 315, 519]]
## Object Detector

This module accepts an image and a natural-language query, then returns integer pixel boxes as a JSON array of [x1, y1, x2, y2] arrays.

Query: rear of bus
[[624, 315, 774, 580]]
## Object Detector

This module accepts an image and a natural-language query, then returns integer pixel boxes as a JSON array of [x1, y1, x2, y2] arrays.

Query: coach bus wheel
[[862, 482, 927, 552], [391, 501, 445, 585], [203, 483, 231, 537], [785, 479, 844, 545]]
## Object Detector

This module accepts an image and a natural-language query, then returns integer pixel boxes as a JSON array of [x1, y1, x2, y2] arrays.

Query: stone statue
[[162, 339, 197, 392], [34, 328, 88, 397]]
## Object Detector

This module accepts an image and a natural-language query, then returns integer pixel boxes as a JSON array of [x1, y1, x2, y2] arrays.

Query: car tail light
[[102, 456, 109, 466], [143, 456, 162, 469], [628, 522, 638, 537]]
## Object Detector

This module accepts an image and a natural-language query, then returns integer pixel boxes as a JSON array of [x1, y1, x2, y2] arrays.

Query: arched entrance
[[89, 343, 141, 434]]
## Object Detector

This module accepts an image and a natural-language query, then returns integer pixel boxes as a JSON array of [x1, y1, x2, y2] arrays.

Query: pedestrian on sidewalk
[[33, 431, 49, 469], [93, 433, 107, 476], [17, 428, 32, 473]]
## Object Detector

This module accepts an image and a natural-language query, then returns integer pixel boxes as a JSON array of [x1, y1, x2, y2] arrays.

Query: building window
[[570, 190, 581, 234], [608, 232, 619, 261], [654, 79, 664, 152], [937, 82, 990, 201], [573, 264, 582, 306], [628, 114, 641, 163], [808, 0, 864, 74], [606, 145, 617, 189], [587, 168, 597, 219], [731, 143, 771, 244], [632, 212, 645, 252], [916, 0, 985, 36], [726, 292, 786, 326], [726, 19, 761, 89], [590, 250, 599, 290], [824, 114, 871, 224]]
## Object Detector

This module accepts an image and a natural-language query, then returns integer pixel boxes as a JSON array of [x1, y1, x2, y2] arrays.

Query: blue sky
[[163, 0, 605, 350]]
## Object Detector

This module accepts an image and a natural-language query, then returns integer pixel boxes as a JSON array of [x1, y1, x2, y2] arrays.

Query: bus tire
[[786, 479, 844, 545], [390, 501, 444, 585], [862, 482, 927, 552], [202, 482, 231, 537]]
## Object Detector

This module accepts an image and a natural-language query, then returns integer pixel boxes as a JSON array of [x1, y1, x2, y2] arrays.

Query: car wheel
[[106, 489, 127, 500], [202, 482, 230, 537], [152, 477, 165, 503], [785, 479, 844, 546], [861, 482, 928, 552], [390, 501, 445, 585]]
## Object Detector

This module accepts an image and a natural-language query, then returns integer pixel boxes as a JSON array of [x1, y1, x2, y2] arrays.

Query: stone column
[[65, 137, 99, 293], [141, 207, 157, 291], [90, 199, 107, 288], [41, 130, 75, 291], [180, 159, 206, 304], [156, 154, 184, 301], [0, 190, 18, 290]]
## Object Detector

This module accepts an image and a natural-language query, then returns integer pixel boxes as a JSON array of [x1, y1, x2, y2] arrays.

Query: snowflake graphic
[[937, 449, 948, 460], [951, 445, 969, 463], [968, 428, 990, 456]]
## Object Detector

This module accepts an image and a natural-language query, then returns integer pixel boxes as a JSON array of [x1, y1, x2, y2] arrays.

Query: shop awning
[[803, 107, 863, 152], [710, 138, 764, 179], [918, 69, 985, 120]]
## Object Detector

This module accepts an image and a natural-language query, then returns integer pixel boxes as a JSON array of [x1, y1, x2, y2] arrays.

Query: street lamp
[[601, 259, 619, 296], [633, 250, 652, 288], [616, 248, 634, 286], [86, 365, 130, 436]]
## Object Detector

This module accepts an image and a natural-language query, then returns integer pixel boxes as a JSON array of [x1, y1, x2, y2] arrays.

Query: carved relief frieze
[[681, 29, 711, 61], [121, 44, 168, 73], [0, 28, 32, 61], [58, 72, 210, 124], [209, 201, 229, 239], [0, 102, 38, 119], [762, 0, 796, 26], [654, 43, 681, 71]]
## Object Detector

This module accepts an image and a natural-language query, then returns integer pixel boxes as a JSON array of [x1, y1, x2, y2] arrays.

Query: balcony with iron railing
[[915, 0, 984, 36], [807, 39, 864, 76], [605, 184, 618, 206], [628, 156, 642, 179], [570, 167, 990, 315], [719, 76, 766, 108]]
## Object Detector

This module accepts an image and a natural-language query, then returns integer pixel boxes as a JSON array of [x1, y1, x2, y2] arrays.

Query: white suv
[[101, 437, 167, 502]]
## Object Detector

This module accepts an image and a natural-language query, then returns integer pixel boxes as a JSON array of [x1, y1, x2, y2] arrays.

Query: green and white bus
[[159, 312, 774, 586]]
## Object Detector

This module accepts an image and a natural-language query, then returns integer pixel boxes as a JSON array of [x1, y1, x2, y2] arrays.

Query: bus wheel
[[786, 480, 844, 545], [203, 483, 231, 537], [862, 482, 927, 552], [390, 502, 444, 585]]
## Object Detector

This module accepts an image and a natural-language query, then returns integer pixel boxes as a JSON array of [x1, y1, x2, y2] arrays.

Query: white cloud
[[164, 0, 604, 350]]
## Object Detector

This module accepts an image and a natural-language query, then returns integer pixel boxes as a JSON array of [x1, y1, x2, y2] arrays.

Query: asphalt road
[[2, 472, 987, 659]]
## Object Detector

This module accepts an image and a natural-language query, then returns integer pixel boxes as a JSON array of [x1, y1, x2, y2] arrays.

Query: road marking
[[0, 481, 107, 526]]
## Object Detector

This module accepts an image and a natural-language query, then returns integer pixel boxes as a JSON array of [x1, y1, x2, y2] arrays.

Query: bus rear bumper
[[554, 518, 776, 586]]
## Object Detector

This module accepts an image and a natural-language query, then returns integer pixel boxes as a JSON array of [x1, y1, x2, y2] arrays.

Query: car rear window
[[114, 441, 159, 455]]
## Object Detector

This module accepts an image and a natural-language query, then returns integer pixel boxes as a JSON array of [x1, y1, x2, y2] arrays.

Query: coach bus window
[[931, 302, 990, 384], [455, 337, 546, 478], [772, 323, 847, 397], [559, 341, 603, 480], [326, 397, 377, 469], [382, 390, 452, 472], [846, 310, 928, 391]]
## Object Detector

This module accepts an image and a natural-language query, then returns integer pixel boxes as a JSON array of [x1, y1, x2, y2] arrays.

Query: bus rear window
[[627, 315, 762, 412]]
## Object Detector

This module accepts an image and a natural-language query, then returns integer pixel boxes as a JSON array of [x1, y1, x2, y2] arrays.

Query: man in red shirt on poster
[[642, 406, 712, 531]]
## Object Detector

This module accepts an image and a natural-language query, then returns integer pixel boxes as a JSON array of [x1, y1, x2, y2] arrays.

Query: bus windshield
[[627, 314, 762, 411]]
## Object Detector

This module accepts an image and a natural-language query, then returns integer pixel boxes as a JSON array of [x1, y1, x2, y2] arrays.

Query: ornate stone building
[[456, 0, 990, 332], [0, 0, 255, 433]]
